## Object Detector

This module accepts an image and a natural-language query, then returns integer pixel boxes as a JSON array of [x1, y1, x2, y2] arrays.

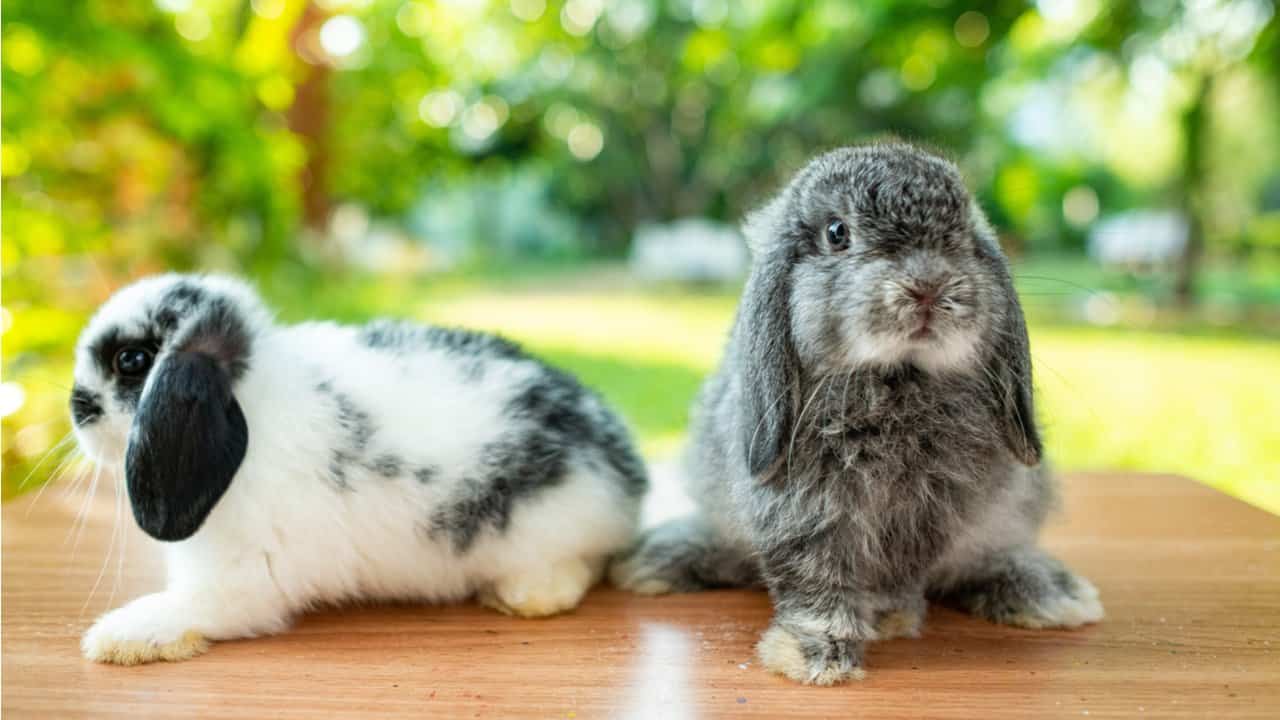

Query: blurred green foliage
[[3, 0, 1278, 509]]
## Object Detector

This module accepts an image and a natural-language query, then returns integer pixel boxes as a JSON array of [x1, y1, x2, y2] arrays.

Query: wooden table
[[3, 472, 1278, 719]]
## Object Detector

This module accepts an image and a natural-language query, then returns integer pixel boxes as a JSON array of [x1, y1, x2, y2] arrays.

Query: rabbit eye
[[826, 219, 850, 251], [114, 347, 154, 377]]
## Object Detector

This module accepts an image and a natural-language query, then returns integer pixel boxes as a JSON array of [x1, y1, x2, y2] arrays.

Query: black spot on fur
[[315, 380, 379, 491], [359, 321, 525, 362], [429, 367, 647, 553], [323, 384, 375, 452], [152, 281, 207, 334], [428, 433, 568, 553], [70, 386, 104, 426], [328, 450, 354, 491], [510, 367, 647, 498], [366, 453, 403, 478], [413, 466, 437, 484]]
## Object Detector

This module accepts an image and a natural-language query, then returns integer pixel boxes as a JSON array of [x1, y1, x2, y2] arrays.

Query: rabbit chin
[[845, 326, 980, 375], [72, 419, 128, 470]]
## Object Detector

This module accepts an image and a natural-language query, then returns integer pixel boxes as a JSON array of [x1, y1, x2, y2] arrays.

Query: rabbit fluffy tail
[[608, 514, 760, 594]]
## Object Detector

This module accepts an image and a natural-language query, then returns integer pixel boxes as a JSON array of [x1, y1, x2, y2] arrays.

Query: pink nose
[[907, 285, 939, 308]]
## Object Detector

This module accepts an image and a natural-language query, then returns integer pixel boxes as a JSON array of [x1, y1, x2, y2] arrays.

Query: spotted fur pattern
[[71, 273, 646, 663], [611, 143, 1102, 685]]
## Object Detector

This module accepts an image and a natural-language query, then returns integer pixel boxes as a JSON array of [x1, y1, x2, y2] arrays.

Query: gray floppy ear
[[735, 244, 799, 480], [971, 205, 1042, 466], [990, 305, 1042, 467], [978, 243, 1042, 466]]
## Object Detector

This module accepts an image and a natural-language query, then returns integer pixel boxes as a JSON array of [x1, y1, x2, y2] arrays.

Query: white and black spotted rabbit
[[70, 274, 646, 664], [611, 143, 1102, 685]]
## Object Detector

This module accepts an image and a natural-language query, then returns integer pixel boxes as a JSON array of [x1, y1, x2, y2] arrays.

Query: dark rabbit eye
[[826, 219, 850, 251], [114, 347, 154, 377]]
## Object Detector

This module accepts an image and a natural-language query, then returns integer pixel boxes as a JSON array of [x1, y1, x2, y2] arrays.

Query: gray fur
[[428, 367, 648, 553], [611, 143, 1101, 684], [315, 380, 376, 492]]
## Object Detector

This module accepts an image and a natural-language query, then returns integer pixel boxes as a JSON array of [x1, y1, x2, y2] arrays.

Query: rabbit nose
[[906, 283, 941, 308]]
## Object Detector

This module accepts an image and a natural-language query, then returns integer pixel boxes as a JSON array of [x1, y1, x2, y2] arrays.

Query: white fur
[[74, 276, 639, 663], [844, 326, 979, 375], [843, 275, 980, 374]]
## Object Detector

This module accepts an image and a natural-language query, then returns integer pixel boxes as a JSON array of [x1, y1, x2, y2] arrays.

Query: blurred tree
[[288, 1, 335, 232], [1073, 0, 1278, 305], [5, 0, 1276, 272], [3, 0, 1279, 498]]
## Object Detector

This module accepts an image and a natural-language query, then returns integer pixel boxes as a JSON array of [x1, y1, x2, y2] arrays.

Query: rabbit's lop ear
[[972, 208, 1042, 467], [126, 312, 250, 541], [988, 289, 1043, 468], [736, 244, 799, 480]]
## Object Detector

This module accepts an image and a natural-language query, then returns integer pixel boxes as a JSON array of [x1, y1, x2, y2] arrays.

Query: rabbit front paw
[[757, 622, 867, 686], [82, 594, 208, 665]]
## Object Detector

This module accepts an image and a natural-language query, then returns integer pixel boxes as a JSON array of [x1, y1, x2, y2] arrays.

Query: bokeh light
[[567, 121, 604, 160], [562, 0, 604, 36], [954, 11, 991, 48], [510, 0, 546, 23], [320, 15, 366, 58], [419, 89, 464, 128]]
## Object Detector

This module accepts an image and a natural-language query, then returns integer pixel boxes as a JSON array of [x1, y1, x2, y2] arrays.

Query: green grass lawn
[[4, 268, 1277, 514]]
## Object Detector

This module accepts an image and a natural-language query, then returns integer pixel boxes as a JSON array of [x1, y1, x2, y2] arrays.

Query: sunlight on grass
[[1033, 330, 1280, 513], [418, 292, 736, 369]]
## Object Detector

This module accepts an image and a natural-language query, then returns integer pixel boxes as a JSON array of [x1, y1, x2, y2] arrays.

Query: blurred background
[[2, 0, 1278, 512]]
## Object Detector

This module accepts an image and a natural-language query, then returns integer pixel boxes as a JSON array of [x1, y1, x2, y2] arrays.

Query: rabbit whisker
[[17, 432, 76, 490], [83, 473, 123, 616], [786, 374, 832, 483], [68, 464, 103, 555], [25, 448, 84, 518], [745, 390, 787, 473]]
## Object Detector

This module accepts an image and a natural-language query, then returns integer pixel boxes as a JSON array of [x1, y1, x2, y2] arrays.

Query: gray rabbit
[[611, 143, 1102, 685]]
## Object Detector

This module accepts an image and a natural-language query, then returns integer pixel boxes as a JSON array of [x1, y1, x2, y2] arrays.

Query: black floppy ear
[[126, 351, 247, 541], [736, 248, 799, 479], [988, 287, 1043, 467]]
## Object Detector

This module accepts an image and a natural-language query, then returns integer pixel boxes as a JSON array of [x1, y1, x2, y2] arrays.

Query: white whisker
[[58, 455, 95, 504], [26, 450, 85, 517], [17, 432, 75, 490], [108, 474, 129, 611], [786, 375, 832, 483], [746, 389, 786, 472], [83, 471, 122, 616], [68, 464, 102, 555]]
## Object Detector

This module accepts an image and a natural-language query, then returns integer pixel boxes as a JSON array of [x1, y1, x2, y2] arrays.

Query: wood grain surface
[[3, 472, 1278, 719]]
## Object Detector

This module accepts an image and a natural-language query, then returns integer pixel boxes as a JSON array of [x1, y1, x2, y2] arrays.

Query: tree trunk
[[287, 1, 331, 232], [1173, 74, 1213, 308]]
